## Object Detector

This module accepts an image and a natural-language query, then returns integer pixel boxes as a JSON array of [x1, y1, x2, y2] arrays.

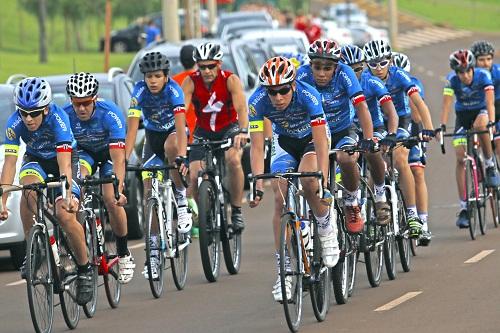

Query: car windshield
[[0, 91, 15, 145], [50, 84, 115, 107], [269, 38, 306, 55], [336, 8, 361, 16]]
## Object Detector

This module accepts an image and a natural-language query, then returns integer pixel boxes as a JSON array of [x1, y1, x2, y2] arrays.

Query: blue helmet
[[14, 77, 52, 110], [340, 45, 365, 65]]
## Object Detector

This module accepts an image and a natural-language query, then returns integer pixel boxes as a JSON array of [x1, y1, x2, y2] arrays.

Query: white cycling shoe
[[272, 275, 292, 302], [319, 231, 340, 268], [177, 206, 193, 234], [142, 254, 160, 280], [118, 253, 136, 284]]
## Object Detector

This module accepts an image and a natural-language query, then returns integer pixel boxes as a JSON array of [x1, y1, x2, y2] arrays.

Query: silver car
[[0, 84, 25, 269]]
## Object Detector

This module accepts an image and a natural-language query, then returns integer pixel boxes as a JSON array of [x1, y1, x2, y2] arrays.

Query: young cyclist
[[439, 49, 499, 228], [64, 72, 135, 283], [297, 39, 375, 234], [248, 56, 338, 302], [0, 77, 93, 305], [125, 52, 191, 278], [392, 52, 432, 245], [340, 44, 399, 226], [182, 42, 249, 232], [363, 39, 435, 238]]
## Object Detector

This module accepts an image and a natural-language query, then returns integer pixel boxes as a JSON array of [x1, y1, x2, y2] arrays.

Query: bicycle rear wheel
[[347, 236, 358, 297], [310, 219, 330, 322], [466, 161, 479, 240], [491, 188, 500, 228], [59, 235, 80, 329], [222, 189, 241, 275], [477, 159, 488, 235], [170, 200, 189, 290], [332, 205, 349, 304], [145, 199, 165, 298], [26, 225, 54, 333], [198, 180, 221, 282], [82, 210, 98, 318], [396, 188, 411, 272], [102, 209, 121, 308], [279, 213, 303, 332], [362, 188, 383, 288]]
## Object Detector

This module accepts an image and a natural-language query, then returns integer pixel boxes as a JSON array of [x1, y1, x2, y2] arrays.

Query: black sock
[[116, 235, 129, 257], [77, 262, 90, 273], [231, 205, 241, 215]]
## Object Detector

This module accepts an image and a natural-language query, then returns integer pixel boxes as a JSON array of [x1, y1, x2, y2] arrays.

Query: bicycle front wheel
[[59, 235, 80, 329], [477, 159, 488, 235], [83, 211, 98, 318], [222, 189, 241, 275], [145, 199, 165, 298], [310, 220, 330, 322], [396, 188, 411, 272], [491, 188, 500, 228], [466, 161, 479, 240], [361, 187, 383, 288], [26, 225, 54, 333], [280, 213, 303, 332], [332, 206, 349, 304], [170, 200, 189, 290], [103, 209, 121, 308], [198, 180, 221, 282]]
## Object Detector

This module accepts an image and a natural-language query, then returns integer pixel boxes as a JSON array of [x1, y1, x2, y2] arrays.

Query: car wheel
[[125, 174, 144, 239], [10, 242, 26, 270], [112, 41, 128, 53]]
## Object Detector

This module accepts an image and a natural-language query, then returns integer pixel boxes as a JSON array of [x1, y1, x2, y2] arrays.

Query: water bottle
[[300, 219, 312, 251], [50, 235, 60, 266], [96, 217, 104, 254]]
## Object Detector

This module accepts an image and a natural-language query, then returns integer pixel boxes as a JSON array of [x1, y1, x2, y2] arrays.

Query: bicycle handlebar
[[127, 164, 188, 188], [187, 137, 251, 150], [439, 128, 492, 155], [78, 174, 120, 201]]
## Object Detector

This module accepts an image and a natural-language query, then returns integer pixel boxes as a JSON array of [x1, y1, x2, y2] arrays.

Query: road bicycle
[[1, 176, 82, 333], [127, 164, 190, 298], [189, 138, 242, 282], [250, 171, 330, 333]]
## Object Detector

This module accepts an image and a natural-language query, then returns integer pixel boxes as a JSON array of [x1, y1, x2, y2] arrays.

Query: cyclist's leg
[[453, 112, 471, 227], [473, 110, 499, 186], [224, 124, 245, 230], [188, 128, 208, 203]]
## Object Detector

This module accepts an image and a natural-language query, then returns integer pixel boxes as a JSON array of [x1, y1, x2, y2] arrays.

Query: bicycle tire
[[59, 234, 80, 330], [26, 225, 54, 333], [492, 188, 500, 228], [396, 187, 411, 272], [170, 200, 189, 290], [279, 213, 302, 332], [145, 199, 165, 298], [310, 218, 330, 322], [332, 205, 349, 304], [466, 161, 479, 240], [347, 236, 358, 297], [476, 158, 488, 235], [222, 188, 242, 275], [102, 208, 121, 308], [83, 210, 98, 318], [198, 180, 221, 282], [362, 186, 383, 288]]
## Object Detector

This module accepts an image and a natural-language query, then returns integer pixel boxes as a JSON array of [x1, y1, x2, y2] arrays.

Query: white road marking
[[129, 243, 145, 250], [464, 250, 495, 264], [374, 291, 422, 311], [6, 280, 26, 287]]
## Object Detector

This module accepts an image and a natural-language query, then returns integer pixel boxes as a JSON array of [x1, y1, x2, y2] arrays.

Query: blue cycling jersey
[[444, 68, 494, 112], [248, 81, 326, 139], [297, 63, 364, 133], [379, 66, 419, 117], [491, 63, 500, 102], [128, 79, 185, 132], [411, 76, 425, 100], [4, 103, 76, 159], [358, 70, 390, 128], [64, 99, 126, 153]]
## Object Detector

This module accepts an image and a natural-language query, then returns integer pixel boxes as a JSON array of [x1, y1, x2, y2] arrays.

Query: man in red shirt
[[182, 42, 249, 231]]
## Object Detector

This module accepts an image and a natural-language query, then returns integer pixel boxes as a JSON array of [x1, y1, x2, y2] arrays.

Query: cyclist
[[297, 39, 374, 234], [470, 41, 500, 156], [0, 77, 93, 305], [281, 52, 308, 69], [340, 44, 399, 226], [439, 49, 499, 228], [64, 72, 135, 283], [124, 51, 191, 278], [363, 39, 435, 238], [248, 56, 338, 302], [392, 52, 432, 245], [182, 42, 249, 232]]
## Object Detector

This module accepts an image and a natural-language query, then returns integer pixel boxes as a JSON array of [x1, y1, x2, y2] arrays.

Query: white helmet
[[392, 52, 411, 72], [193, 42, 223, 62], [259, 56, 296, 87], [363, 40, 392, 62], [66, 72, 99, 98]]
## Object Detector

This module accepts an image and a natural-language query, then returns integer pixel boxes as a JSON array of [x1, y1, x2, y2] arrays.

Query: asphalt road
[[1, 33, 500, 333]]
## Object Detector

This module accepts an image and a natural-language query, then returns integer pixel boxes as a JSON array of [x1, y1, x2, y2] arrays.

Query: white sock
[[344, 189, 359, 206], [460, 200, 467, 211], [374, 183, 386, 202], [175, 187, 187, 206], [407, 206, 418, 218], [485, 157, 495, 168]]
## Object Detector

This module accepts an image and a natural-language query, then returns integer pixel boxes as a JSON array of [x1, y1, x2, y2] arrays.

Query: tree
[[37, 0, 48, 63]]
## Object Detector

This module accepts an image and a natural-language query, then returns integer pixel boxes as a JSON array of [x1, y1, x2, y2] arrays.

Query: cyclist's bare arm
[[409, 99, 421, 123], [0, 155, 17, 218], [125, 117, 140, 160], [56, 150, 75, 210], [181, 76, 195, 114], [311, 124, 329, 187], [174, 111, 188, 158], [410, 92, 434, 130], [227, 75, 248, 130], [355, 100, 374, 138], [249, 130, 265, 207], [381, 99, 399, 133], [440, 94, 454, 126], [485, 89, 495, 123], [109, 146, 126, 193]]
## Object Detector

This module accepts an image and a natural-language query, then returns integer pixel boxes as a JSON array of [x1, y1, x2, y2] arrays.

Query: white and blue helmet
[[340, 45, 365, 65], [14, 77, 52, 110], [392, 52, 411, 72]]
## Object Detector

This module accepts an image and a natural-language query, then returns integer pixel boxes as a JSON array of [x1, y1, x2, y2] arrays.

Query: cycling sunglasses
[[267, 85, 292, 96], [198, 63, 218, 70], [18, 107, 45, 118], [72, 99, 94, 108], [367, 59, 390, 69], [353, 66, 364, 73]]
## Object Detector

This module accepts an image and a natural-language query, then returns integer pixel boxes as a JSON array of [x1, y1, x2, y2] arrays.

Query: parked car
[[213, 10, 273, 37], [0, 84, 26, 269], [323, 3, 368, 27], [40, 69, 146, 239], [220, 20, 274, 40], [348, 24, 389, 47], [236, 29, 309, 56], [322, 20, 354, 46], [99, 9, 209, 52]]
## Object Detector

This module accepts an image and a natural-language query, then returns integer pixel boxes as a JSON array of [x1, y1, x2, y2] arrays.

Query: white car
[[236, 29, 309, 56], [322, 20, 354, 46], [349, 25, 389, 47], [0, 84, 26, 269], [325, 3, 368, 27]]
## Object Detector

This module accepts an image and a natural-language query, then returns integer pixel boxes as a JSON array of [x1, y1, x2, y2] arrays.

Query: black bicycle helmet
[[139, 52, 170, 74], [470, 40, 495, 58]]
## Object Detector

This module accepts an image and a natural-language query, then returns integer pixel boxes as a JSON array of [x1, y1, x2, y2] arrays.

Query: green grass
[[395, 0, 500, 31], [0, 51, 135, 82]]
